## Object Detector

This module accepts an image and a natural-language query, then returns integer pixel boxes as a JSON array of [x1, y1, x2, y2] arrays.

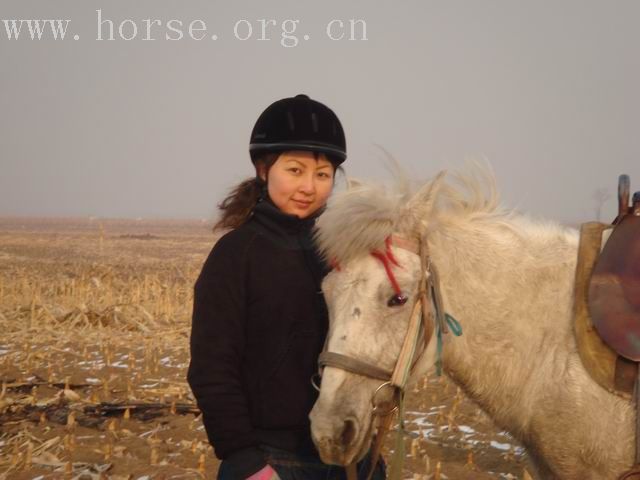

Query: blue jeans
[[218, 445, 386, 480]]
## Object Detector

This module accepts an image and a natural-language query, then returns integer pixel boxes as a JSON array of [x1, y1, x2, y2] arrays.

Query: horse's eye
[[388, 293, 408, 307]]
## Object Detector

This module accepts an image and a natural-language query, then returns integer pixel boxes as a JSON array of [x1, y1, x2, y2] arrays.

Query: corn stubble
[[0, 218, 217, 478]]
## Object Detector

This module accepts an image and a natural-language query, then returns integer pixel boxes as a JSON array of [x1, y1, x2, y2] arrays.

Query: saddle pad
[[573, 222, 635, 399], [589, 214, 640, 360]]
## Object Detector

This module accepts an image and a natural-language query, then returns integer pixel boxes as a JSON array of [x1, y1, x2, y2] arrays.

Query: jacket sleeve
[[186, 233, 266, 478]]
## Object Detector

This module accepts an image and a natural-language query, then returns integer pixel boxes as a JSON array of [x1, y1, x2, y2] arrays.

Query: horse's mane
[[313, 157, 576, 265]]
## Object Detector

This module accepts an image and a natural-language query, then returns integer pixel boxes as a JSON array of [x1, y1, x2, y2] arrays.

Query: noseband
[[313, 232, 461, 480]]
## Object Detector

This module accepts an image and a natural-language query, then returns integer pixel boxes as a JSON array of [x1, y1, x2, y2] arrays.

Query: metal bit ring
[[311, 373, 322, 392], [371, 381, 399, 416]]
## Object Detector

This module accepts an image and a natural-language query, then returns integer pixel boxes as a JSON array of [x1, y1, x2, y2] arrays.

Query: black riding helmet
[[249, 94, 347, 166]]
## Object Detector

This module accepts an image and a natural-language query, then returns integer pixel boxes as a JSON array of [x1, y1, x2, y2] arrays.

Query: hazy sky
[[1, 0, 638, 224]]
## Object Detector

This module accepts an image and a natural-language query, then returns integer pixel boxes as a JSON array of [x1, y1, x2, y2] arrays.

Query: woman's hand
[[246, 464, 281, 480]]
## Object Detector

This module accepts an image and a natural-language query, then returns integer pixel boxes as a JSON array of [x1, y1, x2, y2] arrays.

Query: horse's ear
[[346, 177, 363, 190], [403, 170, 447, 232]]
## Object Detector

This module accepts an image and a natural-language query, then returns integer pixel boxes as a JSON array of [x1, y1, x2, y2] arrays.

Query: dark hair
[[212, 151, 344, 233]]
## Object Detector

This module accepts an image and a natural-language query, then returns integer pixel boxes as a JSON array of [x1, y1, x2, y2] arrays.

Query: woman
[[187, 94, 386, 480]]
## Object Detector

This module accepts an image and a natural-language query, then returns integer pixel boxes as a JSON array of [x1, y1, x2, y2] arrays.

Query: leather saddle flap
[[588, 214, 640, 360]]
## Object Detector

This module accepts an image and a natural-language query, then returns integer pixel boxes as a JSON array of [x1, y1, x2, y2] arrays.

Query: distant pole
[[592, 187, 611, 222]]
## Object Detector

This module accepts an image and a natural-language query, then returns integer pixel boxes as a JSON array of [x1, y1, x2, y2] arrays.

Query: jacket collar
[[250, 193, 330, 277], [252, 194, 325, 236]]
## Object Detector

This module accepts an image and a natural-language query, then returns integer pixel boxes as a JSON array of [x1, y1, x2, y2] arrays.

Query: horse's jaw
[[309, 369, 375, 466]]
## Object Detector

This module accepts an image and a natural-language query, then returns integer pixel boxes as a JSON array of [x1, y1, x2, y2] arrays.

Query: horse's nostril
[[340, 418, 357, 447]]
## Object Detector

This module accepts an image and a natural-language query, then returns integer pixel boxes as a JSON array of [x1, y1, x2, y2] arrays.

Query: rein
[[314, 233, 463, 480]]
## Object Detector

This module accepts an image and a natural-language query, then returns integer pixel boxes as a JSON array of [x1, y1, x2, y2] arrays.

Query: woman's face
[[259, 150, 335, 218]]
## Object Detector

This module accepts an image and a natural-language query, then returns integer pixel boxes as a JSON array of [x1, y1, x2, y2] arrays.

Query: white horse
[[308, 161, 635, 479]]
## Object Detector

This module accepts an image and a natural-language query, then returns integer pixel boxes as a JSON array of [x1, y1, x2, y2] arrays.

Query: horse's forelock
[[313, 183, 405, 265], [314, 159, 505, 265]]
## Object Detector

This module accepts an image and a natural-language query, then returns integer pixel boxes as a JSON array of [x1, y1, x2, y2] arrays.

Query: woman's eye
[[318, 172, 332, 179], [387, 293, 408, 307], [289, 168, 301, 174]]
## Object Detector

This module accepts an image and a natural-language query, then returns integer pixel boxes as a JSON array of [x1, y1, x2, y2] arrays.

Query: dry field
[[0, 217, 533, 479]]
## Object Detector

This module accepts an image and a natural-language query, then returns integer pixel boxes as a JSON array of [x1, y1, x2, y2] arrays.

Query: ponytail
[[212, 152, 280, 233], [211, 177, 262, 233]]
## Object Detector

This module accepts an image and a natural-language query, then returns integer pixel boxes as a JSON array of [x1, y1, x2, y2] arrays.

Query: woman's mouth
[[293, 200, 312, 208]]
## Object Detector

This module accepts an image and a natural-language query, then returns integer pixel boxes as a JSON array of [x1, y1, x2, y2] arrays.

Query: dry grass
[[0, 217, 217, 479]]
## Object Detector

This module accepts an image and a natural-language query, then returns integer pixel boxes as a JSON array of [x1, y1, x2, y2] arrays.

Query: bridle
[[312, 232, 461, 480]]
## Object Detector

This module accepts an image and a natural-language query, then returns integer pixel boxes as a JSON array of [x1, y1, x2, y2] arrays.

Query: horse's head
[[309, 170, 447, 466]]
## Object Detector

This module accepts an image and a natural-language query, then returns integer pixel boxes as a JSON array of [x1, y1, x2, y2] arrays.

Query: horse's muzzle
[[310, 413, 362, 466]]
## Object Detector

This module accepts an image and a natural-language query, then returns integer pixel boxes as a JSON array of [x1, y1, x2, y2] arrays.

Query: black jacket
[[187, 195, 331, 478]]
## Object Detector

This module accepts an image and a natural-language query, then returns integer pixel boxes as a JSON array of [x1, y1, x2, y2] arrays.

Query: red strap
[[371, 236, 404, 296], [329, 257, 341, 271], [330, 237, 409, 291]]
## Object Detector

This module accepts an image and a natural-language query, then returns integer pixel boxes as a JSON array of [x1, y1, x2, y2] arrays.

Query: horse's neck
[[428, 217, 579, 432]]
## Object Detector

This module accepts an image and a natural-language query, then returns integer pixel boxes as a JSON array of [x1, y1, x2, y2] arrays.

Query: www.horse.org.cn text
[[1, 10, 369, 47]]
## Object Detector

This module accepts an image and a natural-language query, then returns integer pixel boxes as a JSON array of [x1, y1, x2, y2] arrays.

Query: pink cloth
[[246, 465, 278, 480]]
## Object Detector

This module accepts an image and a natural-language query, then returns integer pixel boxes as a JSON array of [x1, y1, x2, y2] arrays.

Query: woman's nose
[[299, 173, 317, 194]]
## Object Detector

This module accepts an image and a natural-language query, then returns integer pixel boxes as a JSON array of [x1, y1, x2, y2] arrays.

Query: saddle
[[589, 212, 640, 362], [573, 175, 640, 479], [574, 175, 640, 398]]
